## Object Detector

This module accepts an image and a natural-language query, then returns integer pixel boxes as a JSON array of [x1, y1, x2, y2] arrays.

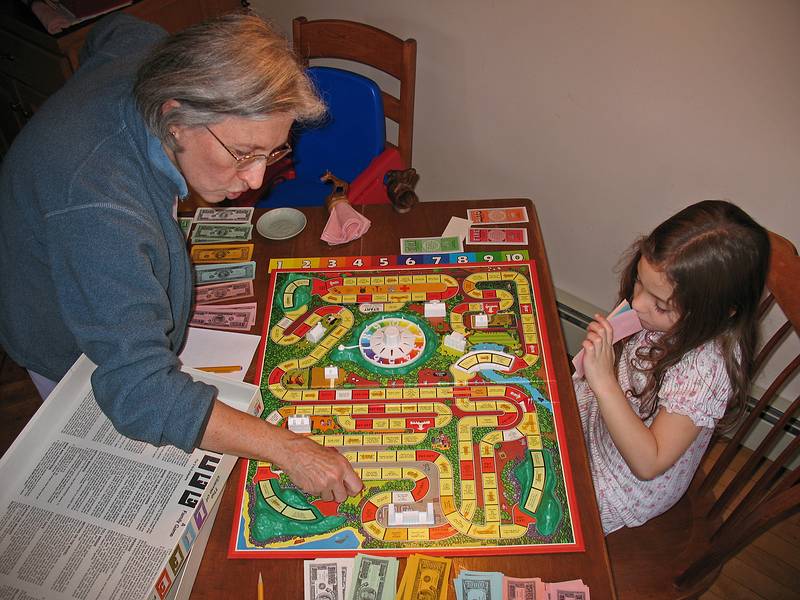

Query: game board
[[230, 253, 583, 557]]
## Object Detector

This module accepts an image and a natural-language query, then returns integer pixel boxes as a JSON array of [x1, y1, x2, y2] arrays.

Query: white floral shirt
[[573, 330, 731, 534]]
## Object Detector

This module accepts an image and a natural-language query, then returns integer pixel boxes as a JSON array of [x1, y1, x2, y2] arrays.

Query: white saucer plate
[[256, 208, 307, 240]]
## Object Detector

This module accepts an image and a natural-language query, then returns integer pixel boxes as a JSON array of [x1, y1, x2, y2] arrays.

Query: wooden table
[[189, 198, 617, 599]]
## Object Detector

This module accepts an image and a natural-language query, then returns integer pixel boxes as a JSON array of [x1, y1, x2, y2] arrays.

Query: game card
[[466, 227, 529, 245], [467, 206, 529, 225], [441, 216, 471, 242], [572, 300, 643, 377]]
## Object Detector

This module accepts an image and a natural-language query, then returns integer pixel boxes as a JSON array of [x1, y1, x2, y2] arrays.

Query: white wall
[[254, 0, 798, 310], [254, 0, 799, 401]]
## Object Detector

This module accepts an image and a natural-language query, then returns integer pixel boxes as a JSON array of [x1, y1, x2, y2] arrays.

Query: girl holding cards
[[574, 200, 769, 534]]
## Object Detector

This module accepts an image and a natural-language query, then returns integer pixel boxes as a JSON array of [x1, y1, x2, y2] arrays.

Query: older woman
[[0, 13, 362, 502]]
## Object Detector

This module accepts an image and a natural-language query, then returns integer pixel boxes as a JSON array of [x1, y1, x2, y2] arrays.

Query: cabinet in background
[[0, 0, 246, 156]]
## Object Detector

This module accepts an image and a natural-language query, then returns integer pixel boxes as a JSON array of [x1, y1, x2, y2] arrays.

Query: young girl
[[575, 200, 770, 535]]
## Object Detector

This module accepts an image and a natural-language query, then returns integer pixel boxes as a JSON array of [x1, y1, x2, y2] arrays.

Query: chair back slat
[[780, 462, 800, 492], [293, 17, 417, 167], [699, 377, 778, 495], [711, 393, 800, 528], [294, 18, 406, 76], [725, 428, 800, 526], [699, 397, 764, 495], [705, 365, 799, 517], [756, 293, 774, 320], [382, 92, 401, 123], [753, 320, 792, 373]]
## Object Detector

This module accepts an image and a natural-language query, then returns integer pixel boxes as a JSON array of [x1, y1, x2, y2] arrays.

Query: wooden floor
[[1, 347, 797, 599]]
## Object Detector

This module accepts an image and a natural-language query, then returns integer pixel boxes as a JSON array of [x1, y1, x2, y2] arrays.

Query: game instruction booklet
[[0, 354, 262, 600]]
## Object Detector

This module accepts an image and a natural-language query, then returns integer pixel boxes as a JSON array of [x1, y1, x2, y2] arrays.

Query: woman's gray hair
[[134, 13, 325, 149]]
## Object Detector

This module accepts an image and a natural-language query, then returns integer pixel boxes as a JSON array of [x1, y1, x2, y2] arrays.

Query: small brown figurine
[[385, 168, 420, 214], [321, 170, 351, 213]]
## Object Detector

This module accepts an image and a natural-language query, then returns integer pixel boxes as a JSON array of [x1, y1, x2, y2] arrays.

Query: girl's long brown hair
[[616, 200, 770, 429]]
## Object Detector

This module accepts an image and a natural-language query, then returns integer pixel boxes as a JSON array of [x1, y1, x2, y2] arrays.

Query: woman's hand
[[199, 400, 363, 502], [274, 435, 363, 502], [581, 314, 617, 396]]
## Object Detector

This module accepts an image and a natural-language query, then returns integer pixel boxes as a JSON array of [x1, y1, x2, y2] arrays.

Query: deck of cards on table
[[467, 227, 528, 245], [466, 206, 528, 225]]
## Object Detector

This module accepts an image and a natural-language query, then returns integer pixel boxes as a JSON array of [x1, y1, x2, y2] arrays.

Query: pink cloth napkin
[[320, 201, 371, 245], [572, 300, 643, 378]]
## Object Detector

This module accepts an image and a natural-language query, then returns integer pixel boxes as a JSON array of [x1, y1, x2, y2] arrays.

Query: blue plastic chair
[[257, 66, 386, 208]]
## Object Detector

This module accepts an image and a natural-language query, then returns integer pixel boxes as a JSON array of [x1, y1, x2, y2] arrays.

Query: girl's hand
[[581, 314, 617, 395]]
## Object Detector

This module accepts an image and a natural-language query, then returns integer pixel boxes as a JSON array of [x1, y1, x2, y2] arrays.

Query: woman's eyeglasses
[[205, 126, 292, 171]]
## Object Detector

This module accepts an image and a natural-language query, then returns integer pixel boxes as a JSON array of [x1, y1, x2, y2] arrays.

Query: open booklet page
[[0, 354, 261, 600]]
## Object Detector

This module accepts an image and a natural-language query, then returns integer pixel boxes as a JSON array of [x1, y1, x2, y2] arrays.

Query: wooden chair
[[292, 16, 417, 168], [256, 66, 387, 208], [606, 231, 800, 599]]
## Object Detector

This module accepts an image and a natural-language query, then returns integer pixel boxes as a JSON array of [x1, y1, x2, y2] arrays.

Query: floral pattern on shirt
[[573, 329, 731, 534]]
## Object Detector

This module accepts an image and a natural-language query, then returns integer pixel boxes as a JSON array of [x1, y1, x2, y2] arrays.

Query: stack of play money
[[454, 569, 591, 600], [502, 575, 547, 598], [347, 554, 398, 600], [454, 570, 503, 600], [305, 554, 399, 600], [191, 207, 254, 243], [189, 302, 256, 331], [184, 206, 259, 332], [540, 578, 591, 599], [396, 554, 451, 600], [303, 557, 354, 600]]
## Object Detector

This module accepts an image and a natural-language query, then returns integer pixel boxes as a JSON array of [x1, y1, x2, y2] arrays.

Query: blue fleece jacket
[[0, 14, 215, 452]]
